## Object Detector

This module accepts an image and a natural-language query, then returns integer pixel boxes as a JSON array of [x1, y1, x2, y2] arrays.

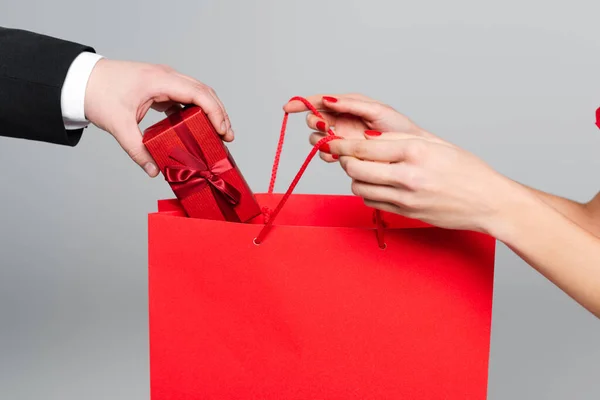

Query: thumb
[[322, 96, 384, 121], [363, 129, 447, 144], [363, 130, 418, 140], [113, 121, 160, 177]]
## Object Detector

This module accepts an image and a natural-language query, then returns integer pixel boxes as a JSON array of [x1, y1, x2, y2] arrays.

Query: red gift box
[[142, 106, 261, 222]]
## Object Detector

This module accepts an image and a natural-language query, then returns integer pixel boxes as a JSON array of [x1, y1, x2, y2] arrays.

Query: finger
[[330, 137, 425, 162], [320, 96, 385, 121], [351, 180, 402, 205], [319, 151, 338, 163], [158, 74, 228, 136], [174, 72, 233, 139], [113, 120, 160, 177], [310, 132, 338, 162], [190, 89, 229, 138], [283, 93, 375, 113], [364, 130, 418, 140], [307, 112, 337, 132], [364, 129, 446, 144], [309, 131, 326, 146], [283, 94, 332, 113], [339, 156, 408, 186], [363, 198, 407, 216], [206, 88, 234, 142]]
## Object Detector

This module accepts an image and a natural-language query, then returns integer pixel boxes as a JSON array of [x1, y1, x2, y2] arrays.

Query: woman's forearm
[[490, 186, 600, 318], [519, 184, 600, 237]]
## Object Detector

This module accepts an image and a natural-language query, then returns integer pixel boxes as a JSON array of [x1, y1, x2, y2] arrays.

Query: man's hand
[[84, 59, 233, 177]]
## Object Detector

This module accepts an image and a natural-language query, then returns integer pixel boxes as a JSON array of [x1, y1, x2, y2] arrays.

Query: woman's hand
[[284, 92, 530, 233], [296, 96, 600, 317], [283, 94, 432, 162], [329, 130, 531, 234], [334, 131, 600, 317]]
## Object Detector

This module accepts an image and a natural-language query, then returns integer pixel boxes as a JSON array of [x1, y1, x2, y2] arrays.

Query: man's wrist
[[61, 52, 104, 130]]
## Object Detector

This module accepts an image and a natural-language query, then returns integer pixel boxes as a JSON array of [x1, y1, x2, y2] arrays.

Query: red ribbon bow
[[164, 147, 241, 205]]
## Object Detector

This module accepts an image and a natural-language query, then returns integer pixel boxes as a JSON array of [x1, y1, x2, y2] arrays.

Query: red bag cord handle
[[374, 210, 386, 249], [255, 96, 386, 249], [267, 96, 333, 193]]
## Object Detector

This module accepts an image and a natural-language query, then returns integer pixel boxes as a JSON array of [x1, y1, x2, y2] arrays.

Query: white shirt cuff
[[61, 52, 104, 130]]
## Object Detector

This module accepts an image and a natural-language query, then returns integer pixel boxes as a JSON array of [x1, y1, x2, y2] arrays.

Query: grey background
[[1, 0, 599, 398]]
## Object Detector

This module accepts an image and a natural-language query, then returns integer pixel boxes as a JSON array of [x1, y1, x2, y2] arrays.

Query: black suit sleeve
[[0, 27, 96, 146]]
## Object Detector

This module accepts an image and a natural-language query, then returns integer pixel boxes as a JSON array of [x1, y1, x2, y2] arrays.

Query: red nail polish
[[322, 96, 338, 103], [365, 130, 382, 136], [320, 143, 331, 153], [316, 121, 326, 131], [332, 154, 339, 160]]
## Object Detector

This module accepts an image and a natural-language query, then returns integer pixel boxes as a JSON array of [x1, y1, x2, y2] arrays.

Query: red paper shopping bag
[[148, 97, 496, 399]]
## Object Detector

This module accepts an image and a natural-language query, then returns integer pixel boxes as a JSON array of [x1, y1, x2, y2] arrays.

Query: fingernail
[[316, 121, 326, 131], [228, 127, 235, 138], [144, 162, 158, 176], [322, 96, 338, 103], [365, 130, 382, 136], [320, 143, 331, 153], [332, 154, 339, 160], [220, 121, 227, 133]]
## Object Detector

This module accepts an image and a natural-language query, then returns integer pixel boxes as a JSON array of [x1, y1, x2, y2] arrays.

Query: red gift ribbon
[[164, 110, 242, 222], [165, 148, 240, 204]]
